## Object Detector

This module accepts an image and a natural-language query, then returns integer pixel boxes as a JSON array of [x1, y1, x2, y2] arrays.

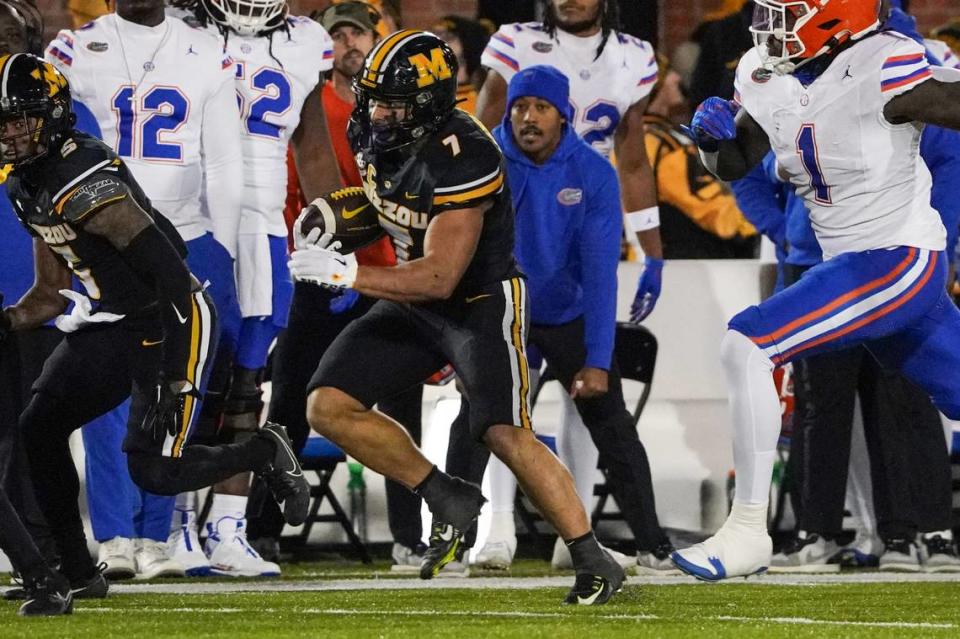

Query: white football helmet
[[201, 0, 287, 36]]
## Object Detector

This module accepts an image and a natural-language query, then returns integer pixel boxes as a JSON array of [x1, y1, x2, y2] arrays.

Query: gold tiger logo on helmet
[[30, 62, 68, 98]]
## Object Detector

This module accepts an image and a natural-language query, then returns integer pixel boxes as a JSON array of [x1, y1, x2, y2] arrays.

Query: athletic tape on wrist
[[625, 206, 660, 234]]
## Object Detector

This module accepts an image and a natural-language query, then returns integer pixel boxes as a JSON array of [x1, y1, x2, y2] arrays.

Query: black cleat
[[17, 572, 73, 617], [258, 422, 310, 526], [420, 481, 485, 580], [563, 550, 625, 606], [5, 567, 108, 601], [71, 570, 109, 599], [420, 520, 467, 580]]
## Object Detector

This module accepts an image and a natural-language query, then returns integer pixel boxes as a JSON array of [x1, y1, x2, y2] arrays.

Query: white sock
[[172, 492, 198, 534], [209, 494, 248, 537], [486, 456, 517, 541], [720, 329, 780, 506], [557, 393, 597, 516], [728, 500, 769, 530]]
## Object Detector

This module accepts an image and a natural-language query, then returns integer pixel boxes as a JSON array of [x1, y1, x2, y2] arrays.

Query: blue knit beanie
[[506, 65, 572, 121]]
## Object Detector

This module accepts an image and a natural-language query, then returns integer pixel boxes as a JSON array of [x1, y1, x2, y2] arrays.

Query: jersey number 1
[[113, 86, 189, 161], [796, 124, 832, 204]]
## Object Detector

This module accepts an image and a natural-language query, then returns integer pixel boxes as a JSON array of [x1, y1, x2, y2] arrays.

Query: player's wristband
[[625, 207, 660, 234]]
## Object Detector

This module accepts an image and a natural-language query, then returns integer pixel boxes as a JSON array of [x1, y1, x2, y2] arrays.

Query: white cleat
[[474, 539, 517, 570], [168, 513, 211, 577], [672, 504, 772, 582], [390, 543, 425, 573], [97, 537, 136, 581], [206, 519, 281, 578], [134, 539, 185, 580]]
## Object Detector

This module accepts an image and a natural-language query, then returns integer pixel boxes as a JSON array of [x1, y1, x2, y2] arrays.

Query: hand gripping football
[[296, 187, 384, 254]]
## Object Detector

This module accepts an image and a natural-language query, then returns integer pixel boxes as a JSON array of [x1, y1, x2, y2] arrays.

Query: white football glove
[[54, 289, 125, 333], [289, 223, 358, 290]]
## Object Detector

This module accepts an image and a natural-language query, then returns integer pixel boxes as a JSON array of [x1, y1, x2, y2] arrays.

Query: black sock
[[566, 530, 606, 573], [412, 465, 441, 497]]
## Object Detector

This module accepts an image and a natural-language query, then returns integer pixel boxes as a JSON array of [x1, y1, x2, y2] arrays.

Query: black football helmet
[[0, 53, 73, 165], [349, 30, 459, 154]]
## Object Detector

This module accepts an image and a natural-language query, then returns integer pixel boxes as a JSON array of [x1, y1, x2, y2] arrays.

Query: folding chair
[[292, 436, 372, 563]]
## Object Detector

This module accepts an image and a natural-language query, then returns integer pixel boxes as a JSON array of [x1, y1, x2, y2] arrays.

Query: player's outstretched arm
[[352, 203, 487, 303], [615, 98, 663, 258], [475, 69, 508, 132], [4, 240, 71, 330], [885, 79, 960, 130]]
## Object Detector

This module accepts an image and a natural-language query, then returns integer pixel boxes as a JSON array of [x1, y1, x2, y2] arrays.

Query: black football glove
[[141, 378, 201, 439]]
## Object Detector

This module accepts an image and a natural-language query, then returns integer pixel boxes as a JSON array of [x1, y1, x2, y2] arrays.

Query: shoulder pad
[[56, 173, 131, 224]]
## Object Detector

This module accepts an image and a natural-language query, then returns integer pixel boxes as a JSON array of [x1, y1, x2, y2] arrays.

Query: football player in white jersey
[[457, 0, 674, 575], [672, 0, 960, 582], [45, 0, 244, 580], [167, 0, 341, 577]]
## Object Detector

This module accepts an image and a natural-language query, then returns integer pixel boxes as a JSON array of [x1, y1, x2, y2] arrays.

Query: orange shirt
[[284, 80, 395, 267]]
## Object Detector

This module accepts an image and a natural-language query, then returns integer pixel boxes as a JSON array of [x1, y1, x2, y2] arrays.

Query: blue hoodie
[[493, 120, 622, 370]]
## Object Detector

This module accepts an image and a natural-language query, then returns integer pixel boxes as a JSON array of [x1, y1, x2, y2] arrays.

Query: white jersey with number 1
[[482, 22, 657, 158], [735, 32, 945, 259]]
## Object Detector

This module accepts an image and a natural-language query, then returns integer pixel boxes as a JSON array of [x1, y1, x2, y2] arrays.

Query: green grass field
[[1, 562, 958, 638]]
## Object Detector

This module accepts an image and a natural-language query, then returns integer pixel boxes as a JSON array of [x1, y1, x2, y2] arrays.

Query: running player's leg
[[123, 290, 302, 517], [673, 247, 944, 580], [307, 301, 447, 489], [442, 277, 624, 601], [22, 328, 133, 584]]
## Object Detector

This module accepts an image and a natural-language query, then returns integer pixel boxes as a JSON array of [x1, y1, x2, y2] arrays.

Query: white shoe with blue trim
[[671, 502, 772, 581], [205, 518, 281, 578]]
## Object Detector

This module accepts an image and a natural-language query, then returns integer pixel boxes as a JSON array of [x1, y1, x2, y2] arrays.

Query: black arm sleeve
[[121, 224, 195, 381]]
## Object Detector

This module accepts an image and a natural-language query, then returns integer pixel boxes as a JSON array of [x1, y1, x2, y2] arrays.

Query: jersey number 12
[[112, 86, 189, 162]]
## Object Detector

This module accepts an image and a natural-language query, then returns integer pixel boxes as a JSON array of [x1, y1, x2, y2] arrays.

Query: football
[[297, 187, 384, 254]]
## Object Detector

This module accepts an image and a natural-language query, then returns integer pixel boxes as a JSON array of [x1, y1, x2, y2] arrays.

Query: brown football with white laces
[[296, 187, 384, 253]]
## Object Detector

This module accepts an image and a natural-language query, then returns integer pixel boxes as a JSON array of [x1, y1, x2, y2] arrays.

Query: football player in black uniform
[[0, 54, 309, 591], [290, 32, 625, 605]]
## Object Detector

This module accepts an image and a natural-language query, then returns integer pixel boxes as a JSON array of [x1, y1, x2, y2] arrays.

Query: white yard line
[[83, 606, 955, 630], [110, 571, 960, 596]]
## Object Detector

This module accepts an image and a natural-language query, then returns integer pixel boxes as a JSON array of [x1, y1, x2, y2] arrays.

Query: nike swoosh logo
[[342, 204, 370, 220], [577, 579, 605, 605], [268, 428, 303, 477], [171, 303, 189, 325], [438, 525, 455, 542], [404, 191, 417, 200], [141, 338, 164, 347], [465, 294, 492, 303]]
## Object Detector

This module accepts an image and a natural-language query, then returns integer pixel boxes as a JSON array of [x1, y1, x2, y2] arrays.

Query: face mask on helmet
[[751, 0, 880, 75], [202, 0, 287, 36], [0, 111, 46, 164]]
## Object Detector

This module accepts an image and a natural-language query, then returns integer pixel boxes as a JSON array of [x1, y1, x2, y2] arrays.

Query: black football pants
[[446, 316, 667, 551], [21, 310, 274, 582]]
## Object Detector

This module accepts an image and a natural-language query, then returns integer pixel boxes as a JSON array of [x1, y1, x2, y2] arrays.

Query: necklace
[[114, 15, 172, 100]]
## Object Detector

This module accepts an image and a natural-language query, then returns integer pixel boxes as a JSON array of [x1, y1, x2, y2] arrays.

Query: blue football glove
[[329, 288, 361, 315], [682, 97, 740, 152], [630, 257, 664, 324]]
